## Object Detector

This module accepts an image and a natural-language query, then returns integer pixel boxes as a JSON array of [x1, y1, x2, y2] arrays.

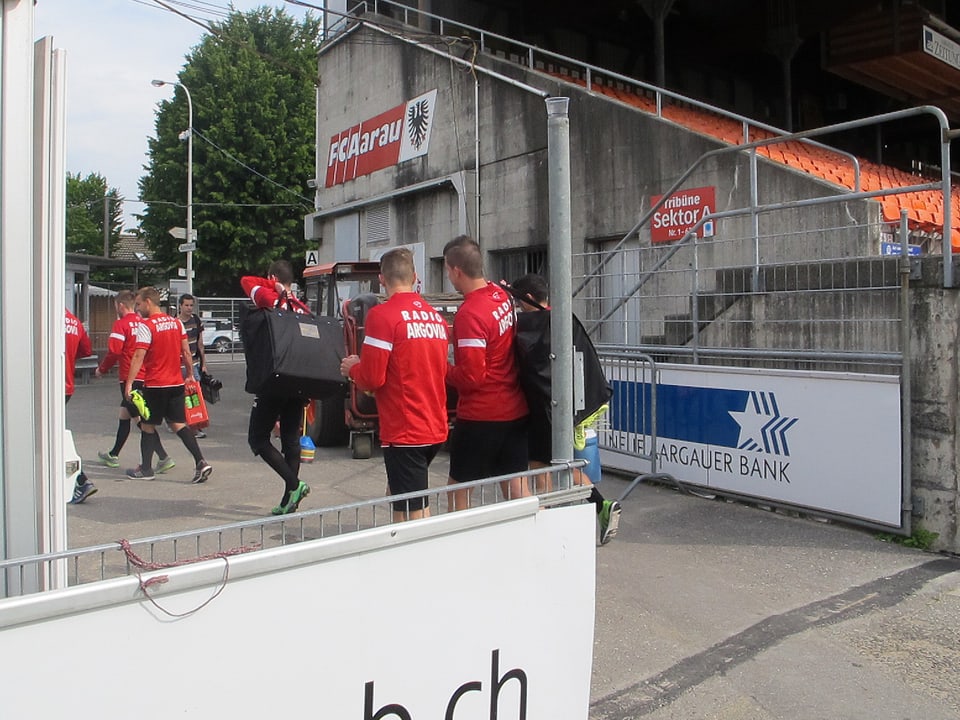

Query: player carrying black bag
[[505, 274, 621, 545], [240, 261, 346, 516]]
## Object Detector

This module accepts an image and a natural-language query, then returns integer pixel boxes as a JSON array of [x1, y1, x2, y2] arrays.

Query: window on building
[[493, 246, 548, 284]]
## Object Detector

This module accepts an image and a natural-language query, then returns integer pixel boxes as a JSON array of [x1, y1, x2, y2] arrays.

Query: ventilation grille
[[366, 203, 391, 245]]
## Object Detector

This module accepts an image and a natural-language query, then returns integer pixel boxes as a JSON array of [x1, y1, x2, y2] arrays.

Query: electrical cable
[[190, 127, 314, 206], [133, 199, 307, 209]]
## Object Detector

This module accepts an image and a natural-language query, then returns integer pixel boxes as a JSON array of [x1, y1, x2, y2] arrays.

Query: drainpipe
[[475, 75, 480, 241], [898, 210, 912, 537], [546, 97, 574, 485]]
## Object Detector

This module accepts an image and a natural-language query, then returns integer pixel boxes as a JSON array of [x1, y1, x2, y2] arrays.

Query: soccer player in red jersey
[[95, 290, 172, 471], [124, 287, 212, 484], [241, 260, 311, 515], [443, 235, 530, 510], [65, 309, 97, 504], [340, 248, 449, 522], [65, 308, 92, 400]]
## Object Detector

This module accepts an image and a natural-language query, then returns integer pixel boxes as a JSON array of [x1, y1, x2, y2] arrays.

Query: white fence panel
[[0, 500, 596, 718]]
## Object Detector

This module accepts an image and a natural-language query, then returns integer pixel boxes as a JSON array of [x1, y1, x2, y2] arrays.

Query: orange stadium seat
[[543, 68, 960, 249]]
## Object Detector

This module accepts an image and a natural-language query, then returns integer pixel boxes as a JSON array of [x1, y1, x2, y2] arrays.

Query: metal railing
[[595, 349, 659, 474], [575, 107, 953, 305], [196, 296, 247, 359], [1, 465, 586, 599], [577, 214, 906, 375]]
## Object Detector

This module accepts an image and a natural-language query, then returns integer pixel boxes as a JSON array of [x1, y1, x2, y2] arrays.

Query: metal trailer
[[301, 261, 461, 458]]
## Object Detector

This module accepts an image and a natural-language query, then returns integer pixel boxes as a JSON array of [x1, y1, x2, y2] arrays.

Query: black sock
[[589, 486, 605, 513], [110, 418, 131, 456], [154, 433, 169, 460], [177, 427, 204, 465], [140, 431, 156, 472]]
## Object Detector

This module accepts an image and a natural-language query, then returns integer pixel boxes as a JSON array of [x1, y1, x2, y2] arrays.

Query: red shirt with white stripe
[[349, 292, 449, 445], [134, 313, 187, 388], [97, 311, 144, 382], [447, 282, 528, 422], [240, 275, 311, 314], [65, 309, 92, 397]]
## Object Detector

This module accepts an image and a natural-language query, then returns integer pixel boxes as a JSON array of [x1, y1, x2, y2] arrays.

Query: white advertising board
[[600, 363, 902, 526], [0, 500, 596, 718]]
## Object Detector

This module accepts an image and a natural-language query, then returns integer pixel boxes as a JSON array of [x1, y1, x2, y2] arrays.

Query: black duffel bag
[[514, 308, 612, 426], [241, 306, 347, 399]]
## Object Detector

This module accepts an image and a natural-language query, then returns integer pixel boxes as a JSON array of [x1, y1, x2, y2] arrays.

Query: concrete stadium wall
[[312, 25, 881, 282], [908, 258, 960, 552]]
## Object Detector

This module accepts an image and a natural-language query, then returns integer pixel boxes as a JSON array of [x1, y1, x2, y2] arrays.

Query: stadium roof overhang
[[824, 6, 960, 121], [66, 252, 159, 270]]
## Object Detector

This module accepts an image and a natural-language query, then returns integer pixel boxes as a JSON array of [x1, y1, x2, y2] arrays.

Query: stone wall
[[908, 258, 960, 551]]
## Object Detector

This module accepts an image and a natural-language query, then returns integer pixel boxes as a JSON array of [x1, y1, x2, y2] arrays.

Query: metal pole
[[898, 210, 912, 537], [151, 79, 193, 294], [183, 83, 194, 296], [546, 97, 573, 483], [941, 124, 953, 288], [103, 195, 110, 257]]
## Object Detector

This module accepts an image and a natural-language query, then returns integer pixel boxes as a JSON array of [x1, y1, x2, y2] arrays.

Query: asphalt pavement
[[66, 359, 960, 719]]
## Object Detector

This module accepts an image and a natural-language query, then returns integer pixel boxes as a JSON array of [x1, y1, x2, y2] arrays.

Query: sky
[[33, 0, 320, 231]]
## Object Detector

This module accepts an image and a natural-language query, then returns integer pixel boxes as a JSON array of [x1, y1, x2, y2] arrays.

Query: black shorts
[[247, 394, 307, 454], [527, 407, 552, 465], [120, 380, 146, 417], [142, 385, 186, 425], [382, 444, 442, 512], [448, 417, 529, 484]]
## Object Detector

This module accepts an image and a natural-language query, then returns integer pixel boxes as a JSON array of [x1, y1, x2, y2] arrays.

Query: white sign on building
[[923, 25, 960, 72]]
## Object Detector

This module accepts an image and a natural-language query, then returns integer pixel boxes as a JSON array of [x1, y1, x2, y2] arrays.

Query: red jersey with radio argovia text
[[349, 292, 449, 445], [446, 282, 528, 422], [98, 312, 144, 382], [134, 313, 187, 388], [65, 309, 92, 397]]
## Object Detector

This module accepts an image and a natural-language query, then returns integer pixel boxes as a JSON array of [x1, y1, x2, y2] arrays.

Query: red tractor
[[302, 261, 461, 458]]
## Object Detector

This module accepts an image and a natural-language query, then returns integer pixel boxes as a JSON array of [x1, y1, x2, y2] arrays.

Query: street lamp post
[[151, 79, 194, 295]]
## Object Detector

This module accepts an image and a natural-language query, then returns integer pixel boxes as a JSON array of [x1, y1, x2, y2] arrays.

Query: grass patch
[[877, 525, 939, 551]]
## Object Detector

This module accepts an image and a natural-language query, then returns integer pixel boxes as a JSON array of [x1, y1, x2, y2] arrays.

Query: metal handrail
[[575, 105, 954, 304], [1, 465, 587, 597]]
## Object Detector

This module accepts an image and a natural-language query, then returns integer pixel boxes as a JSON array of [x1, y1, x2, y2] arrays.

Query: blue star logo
[[728, 391, 798, 456]]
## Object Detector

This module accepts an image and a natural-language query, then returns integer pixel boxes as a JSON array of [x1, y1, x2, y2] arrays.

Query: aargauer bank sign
[[326, 89, 438, 188]]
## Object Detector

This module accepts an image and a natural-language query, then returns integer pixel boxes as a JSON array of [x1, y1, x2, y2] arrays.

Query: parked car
[[202, 319, 240, 353]]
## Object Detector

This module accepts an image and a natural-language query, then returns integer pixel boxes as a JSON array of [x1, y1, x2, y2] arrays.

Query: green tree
[[66, 172, 122, 256], [138, 7, 319, 296]]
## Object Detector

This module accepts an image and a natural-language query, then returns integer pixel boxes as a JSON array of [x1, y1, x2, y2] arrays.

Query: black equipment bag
[[241, 305, 347, 399], [199, 370, 223, 404], [514, 308, 613, 426]]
